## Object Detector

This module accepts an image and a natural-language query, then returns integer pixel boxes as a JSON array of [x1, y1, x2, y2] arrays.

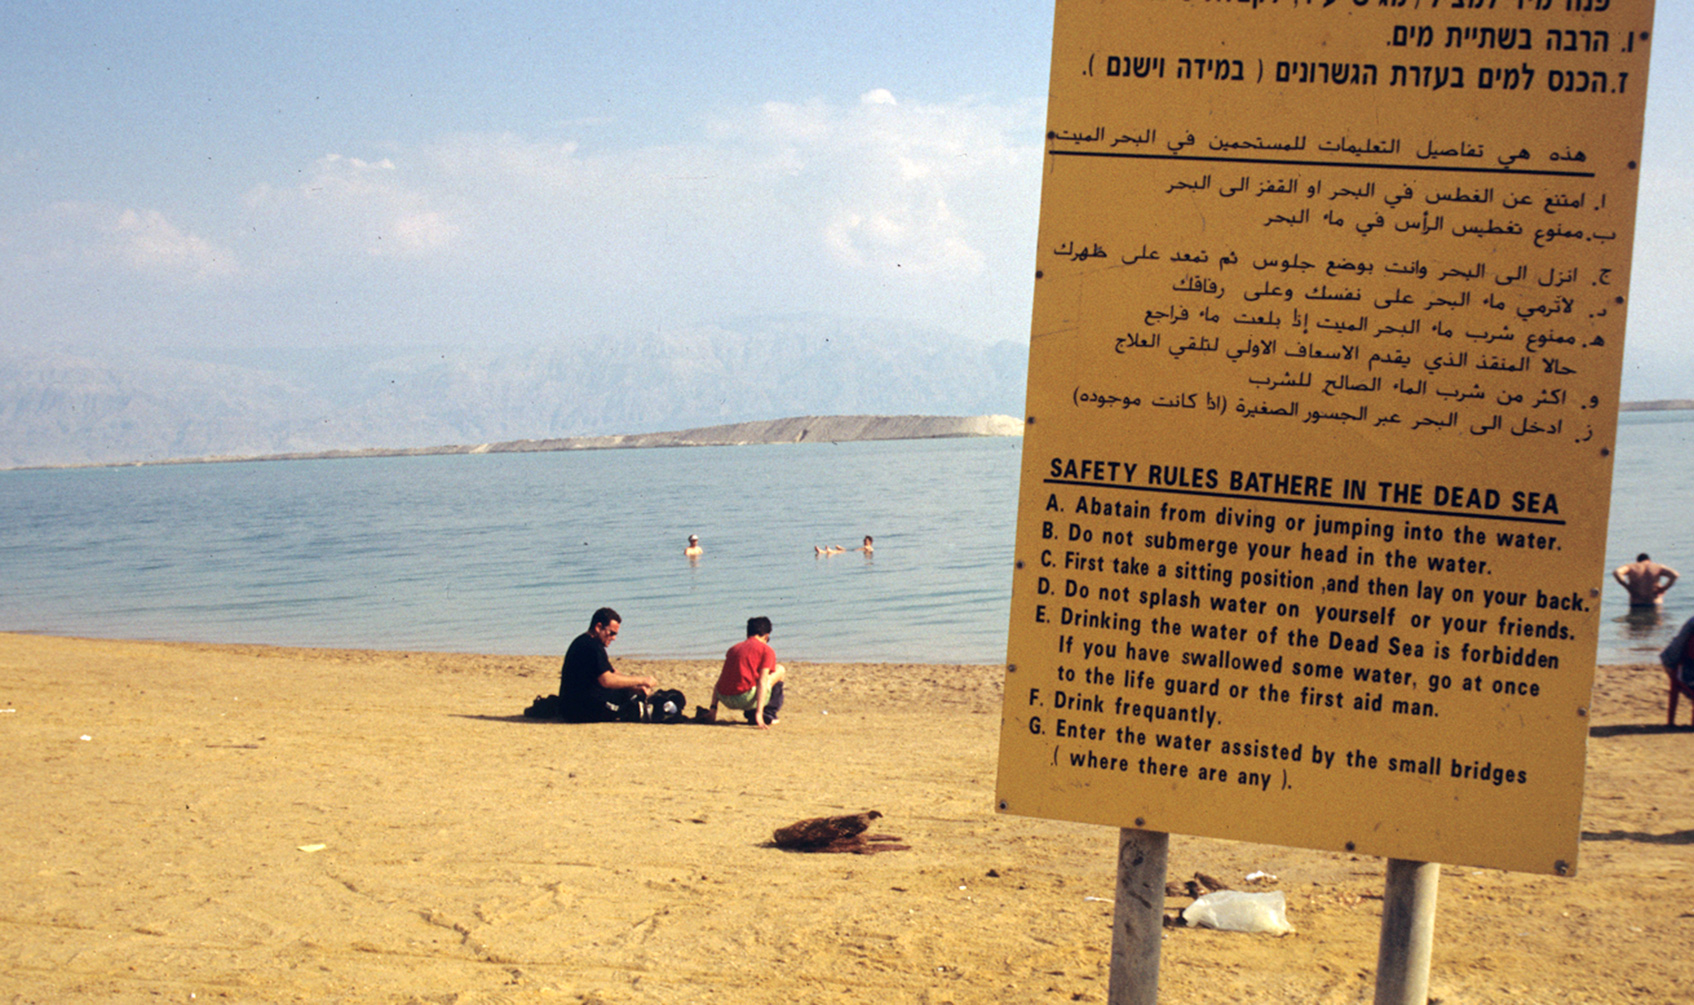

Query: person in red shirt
[[708, 616, 786, 728]]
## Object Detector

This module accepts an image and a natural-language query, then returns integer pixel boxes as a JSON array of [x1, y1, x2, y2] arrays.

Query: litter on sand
[[1182, 890, 1293, 935], [771, 811, 910, 854]]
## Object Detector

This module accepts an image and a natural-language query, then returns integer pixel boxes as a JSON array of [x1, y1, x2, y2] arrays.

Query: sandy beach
[[1, 631, 1689, 1003]]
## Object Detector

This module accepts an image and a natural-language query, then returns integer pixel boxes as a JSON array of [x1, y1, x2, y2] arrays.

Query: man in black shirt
[[559, 607, 659, 722]]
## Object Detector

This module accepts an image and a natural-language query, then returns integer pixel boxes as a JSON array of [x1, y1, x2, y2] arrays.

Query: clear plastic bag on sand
[[1181, 890, 1293, 934]]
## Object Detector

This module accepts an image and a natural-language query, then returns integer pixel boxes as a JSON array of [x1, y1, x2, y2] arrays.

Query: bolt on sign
[[998, 0, 1656, 876]]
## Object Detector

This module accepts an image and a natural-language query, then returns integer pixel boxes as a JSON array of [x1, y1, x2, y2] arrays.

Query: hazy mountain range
[[0, 318, 1029, 469]]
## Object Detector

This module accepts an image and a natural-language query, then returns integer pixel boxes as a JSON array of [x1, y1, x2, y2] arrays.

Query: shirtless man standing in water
[[1613, 553, 1678, 607]]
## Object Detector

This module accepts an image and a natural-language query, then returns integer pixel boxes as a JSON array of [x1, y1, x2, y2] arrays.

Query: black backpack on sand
[[523, 690, 687, 723], [523, 693, 570, 719], [649, 689, 688, 723]]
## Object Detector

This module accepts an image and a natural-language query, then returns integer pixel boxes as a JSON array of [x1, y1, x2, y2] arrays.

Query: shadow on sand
[[1581, 828, 1694, 846], [1588, 722, 1691, 738]]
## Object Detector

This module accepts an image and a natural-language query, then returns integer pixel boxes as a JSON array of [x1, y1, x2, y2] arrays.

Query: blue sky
[[2, 1, 1688, 398]]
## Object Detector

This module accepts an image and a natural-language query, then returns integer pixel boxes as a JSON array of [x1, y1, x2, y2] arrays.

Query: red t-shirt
[[716, 636, 776, 696]]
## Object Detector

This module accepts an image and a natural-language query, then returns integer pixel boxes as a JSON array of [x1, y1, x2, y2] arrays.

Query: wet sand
[[1, 632, 1688, 1003]]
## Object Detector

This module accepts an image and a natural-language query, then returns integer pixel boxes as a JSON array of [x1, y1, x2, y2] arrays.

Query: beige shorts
[[716, 687, 760, 711]]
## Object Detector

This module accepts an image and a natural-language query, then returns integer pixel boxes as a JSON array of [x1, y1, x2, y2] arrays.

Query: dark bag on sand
[[523, 693, 570, 719], [648, 689, 688, 723], [523, 690, 684, 723]]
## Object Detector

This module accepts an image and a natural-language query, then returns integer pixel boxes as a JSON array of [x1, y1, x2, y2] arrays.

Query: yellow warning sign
[[997, 0, 1656, 876]]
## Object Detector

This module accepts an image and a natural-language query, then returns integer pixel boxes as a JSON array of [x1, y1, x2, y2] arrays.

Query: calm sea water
[[1598, 411, 1694, 665], [0, 437, 1021, 664], [1, 414, 1689, 665]]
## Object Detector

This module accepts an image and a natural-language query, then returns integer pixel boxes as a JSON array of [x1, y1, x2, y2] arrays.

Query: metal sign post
[[1108, 828, 1169, 1005], [1374, 859, 1440, 1005]]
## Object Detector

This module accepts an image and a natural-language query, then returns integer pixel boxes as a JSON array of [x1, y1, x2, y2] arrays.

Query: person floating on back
[[558, 607, 660, 722], [817, 535, 871, 556], [706, 616, 785, 728], [1614, 553, 1678, 608]]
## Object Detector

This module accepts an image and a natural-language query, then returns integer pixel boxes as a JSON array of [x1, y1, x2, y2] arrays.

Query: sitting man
[[708, 616, 786, 728], [559, 607, 659, 722]]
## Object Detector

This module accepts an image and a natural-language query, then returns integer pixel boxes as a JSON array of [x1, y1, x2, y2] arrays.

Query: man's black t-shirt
[[560, 631, 619, 722]]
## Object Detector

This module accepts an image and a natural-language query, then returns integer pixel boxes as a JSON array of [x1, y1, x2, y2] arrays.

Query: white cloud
[[715, 92, 1040, 279], [431, 133, 582, 186], [1620, 163, 1694, 398], [389, 211, 457, 254], [43, 203, 239, 281], [217, 92, 1043, 343], [245, 153, 460, 259]]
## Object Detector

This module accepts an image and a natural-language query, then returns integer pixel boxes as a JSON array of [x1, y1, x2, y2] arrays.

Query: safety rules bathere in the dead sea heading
[[997, 0, 1655, 877]]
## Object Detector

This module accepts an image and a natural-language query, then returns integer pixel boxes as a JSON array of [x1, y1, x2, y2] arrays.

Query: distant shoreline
[[1618, 398, 1694, 412], [25, 413, 1024, 471], [13, 401, 1689, 472]]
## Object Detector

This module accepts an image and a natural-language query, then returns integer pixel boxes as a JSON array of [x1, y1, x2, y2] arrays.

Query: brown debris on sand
[[772, 811, 910, 854], [1166, 871, 1232, 900], [1162, 871, 1236, 927]]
